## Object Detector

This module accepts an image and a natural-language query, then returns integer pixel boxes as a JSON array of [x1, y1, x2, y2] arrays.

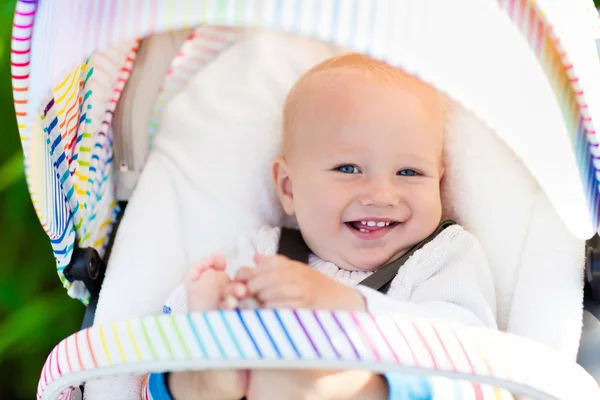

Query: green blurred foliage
[[0, 1, 84, 399]]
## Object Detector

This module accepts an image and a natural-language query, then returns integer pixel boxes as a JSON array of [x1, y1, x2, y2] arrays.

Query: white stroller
[[11, 0, 600, 399]]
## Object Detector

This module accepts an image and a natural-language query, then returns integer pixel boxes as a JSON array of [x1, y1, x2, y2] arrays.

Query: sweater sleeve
[[356, 226, 497, 329]]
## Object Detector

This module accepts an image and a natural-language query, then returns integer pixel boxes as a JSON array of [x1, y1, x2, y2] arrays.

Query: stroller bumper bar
[[36, 310, 600, 400]]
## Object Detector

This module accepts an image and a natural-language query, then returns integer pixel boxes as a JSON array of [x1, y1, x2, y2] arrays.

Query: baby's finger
[[215, 274, 236, 305], [207, 253, 227, 271], [186, 262, 211, 283], [234, 267, 255, 283], [254, 253, 289, 270], [196, 254, 227, 272], [246, 268, 288, 295], [255, 284, 304, 304], [222, 295, 239, 309], [261, 298, 303, 310], [187, 254, 227, 282], [213, 270, 232, 288], [232, 282, 248, 299]]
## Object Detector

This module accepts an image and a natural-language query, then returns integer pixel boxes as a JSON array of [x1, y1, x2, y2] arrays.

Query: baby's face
[[274, 68, 445, 272]]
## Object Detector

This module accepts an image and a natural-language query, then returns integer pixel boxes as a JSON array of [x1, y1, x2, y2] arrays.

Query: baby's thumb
[[208, 253, 227, 270], [253, 253, 283, 268], [234, 267, 254, 283]]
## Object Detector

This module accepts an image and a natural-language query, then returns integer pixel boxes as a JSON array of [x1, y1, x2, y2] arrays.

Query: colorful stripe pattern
[[12, 0, 140, 301], [11, 0, 600, 302], [497, 0, 600, 232], [147, 25, 237, 140], [37, 310, 598, 400]]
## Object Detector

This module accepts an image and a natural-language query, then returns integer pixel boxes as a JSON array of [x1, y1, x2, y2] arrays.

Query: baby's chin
[[338, 250, 404, 272]]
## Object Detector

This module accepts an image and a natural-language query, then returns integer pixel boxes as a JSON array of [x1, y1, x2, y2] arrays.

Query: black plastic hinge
[[586, 247, 600, 302], [63, 247, 106, 298], [63, 247, 107, 328]]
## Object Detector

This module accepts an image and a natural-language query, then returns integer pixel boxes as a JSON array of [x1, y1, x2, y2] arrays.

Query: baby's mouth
[[346, 220, 399, 233]]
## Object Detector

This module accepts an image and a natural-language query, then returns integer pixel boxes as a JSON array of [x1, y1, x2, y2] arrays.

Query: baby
[[145, 53, 497, 400]]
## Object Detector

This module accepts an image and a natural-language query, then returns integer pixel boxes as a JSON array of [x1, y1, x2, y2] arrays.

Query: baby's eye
[[398, 169, 419, 177], [335, 165, 361, 174]]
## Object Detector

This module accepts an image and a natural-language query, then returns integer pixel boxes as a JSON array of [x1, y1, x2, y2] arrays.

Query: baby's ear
[[272, 157, 295, 216]]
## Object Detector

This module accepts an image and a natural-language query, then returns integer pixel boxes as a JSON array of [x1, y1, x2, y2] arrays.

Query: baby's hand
[[179, 254, 250, 399], [247, 369, 388, 400], [236, 254, 366, 311], [185, 254, 233, 311], [186, 253, 227, 282]]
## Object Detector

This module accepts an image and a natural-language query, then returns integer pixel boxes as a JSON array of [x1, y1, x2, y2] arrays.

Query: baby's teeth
[[359, 228, 370, 233], [385, 222, 390, 226], [367, 221, 376, 227], [361, 221, 367, 225], [377, 222, 386, 227]]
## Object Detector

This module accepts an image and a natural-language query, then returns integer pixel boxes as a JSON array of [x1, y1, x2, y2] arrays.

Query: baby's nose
[[358, 183, 400, 208]]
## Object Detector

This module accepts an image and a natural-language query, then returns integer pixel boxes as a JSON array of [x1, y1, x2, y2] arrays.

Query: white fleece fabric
[[163, 225, 497, 329], [440, 108, 585, 356]]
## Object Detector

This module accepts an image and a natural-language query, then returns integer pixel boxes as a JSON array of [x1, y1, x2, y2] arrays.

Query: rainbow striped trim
[[10, 1, 600, 301], [37, 310, 598, 400], [498, 0, 600, 231], [147, 25, 237, 141]]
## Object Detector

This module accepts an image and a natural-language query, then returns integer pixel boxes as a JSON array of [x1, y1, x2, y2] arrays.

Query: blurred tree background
[[0, 1, 600, 399], [0, 1, 84, 399]]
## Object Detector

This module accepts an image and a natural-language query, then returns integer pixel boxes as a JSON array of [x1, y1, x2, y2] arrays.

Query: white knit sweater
[[164, 225, 497, 329]]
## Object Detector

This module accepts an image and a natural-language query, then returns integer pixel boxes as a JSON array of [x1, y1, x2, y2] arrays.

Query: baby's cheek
[[414, 188, 443, 220], [295, 191, 333, 228], [304, 184, 339, 210]]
